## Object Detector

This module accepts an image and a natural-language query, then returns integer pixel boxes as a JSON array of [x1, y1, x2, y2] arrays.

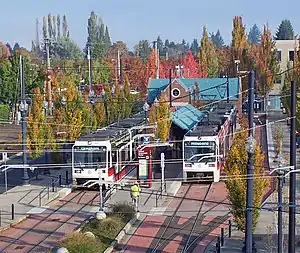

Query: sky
[[1, 0, 300, 51]]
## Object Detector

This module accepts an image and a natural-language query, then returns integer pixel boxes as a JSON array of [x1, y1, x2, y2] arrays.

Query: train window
[[112, 151, 117, 163]]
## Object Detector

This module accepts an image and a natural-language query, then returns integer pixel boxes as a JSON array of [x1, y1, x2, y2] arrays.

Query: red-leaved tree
[[182, 50, 200, 78]]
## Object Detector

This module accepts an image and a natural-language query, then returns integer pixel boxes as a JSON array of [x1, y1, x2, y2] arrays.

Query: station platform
[[0, 158, 183, 252]]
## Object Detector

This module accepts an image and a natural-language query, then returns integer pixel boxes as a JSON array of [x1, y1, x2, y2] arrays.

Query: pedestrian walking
[[130, 181, 141, 212]]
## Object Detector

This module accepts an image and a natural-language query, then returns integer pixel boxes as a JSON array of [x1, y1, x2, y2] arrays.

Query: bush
[[82, 216, 125, 247], [0, 104, 10, 121], [60, 232, 102, 253], [111, 202, 135, 222], [100, 217, 122, 232]]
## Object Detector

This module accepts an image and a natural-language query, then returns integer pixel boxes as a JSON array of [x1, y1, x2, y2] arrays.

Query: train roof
[[186, 102, 236, 137], [77, 112, 145, 142]]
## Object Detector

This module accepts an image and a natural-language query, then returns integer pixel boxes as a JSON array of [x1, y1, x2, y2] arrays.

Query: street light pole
[[244, 70, 255, 253], [20, 56, 29, 186], [277, 167, 284, 253], [288, 80, 297, 253], [87, 46, 92, 92]]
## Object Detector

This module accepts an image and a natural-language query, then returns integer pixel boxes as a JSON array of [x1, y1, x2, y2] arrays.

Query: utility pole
[[288, 80, 297, 253], [244, 70, 255, 253], [226, 69, 230, 103], [20, 56, 29, 186], [45, 38, 52, 115], [169, 69, 172, 107], [87, 46, 93, 93], [153, 40, 159, 79], [117, 49, 121, 81]]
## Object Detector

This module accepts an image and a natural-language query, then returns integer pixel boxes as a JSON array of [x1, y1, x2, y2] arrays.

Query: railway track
[[148, 183, 229, 253], [0, 190, 99, 253]]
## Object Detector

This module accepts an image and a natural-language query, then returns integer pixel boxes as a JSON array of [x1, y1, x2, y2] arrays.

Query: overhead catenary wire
[[0, 115, 294, 147]]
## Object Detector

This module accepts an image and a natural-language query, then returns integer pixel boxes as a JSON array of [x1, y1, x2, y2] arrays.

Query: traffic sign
[[143, 136, 150, 144], [160, 153, 165, 169]]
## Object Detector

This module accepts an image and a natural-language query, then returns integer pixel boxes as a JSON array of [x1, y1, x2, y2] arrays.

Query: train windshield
[[73, 146, 107, 168], [184, 141, 216, 163]]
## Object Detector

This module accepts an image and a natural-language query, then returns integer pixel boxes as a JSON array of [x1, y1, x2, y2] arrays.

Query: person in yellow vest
[[130, 181, 141, 212]]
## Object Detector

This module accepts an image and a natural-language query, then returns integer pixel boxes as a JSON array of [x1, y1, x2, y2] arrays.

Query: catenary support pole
[[288, 80, 297, 253], [20, 56, 29, 186], [245, 70, 255, 253], [169, 69, 172, 107], [226, 69, 230, 103], [278, 169, 284, 253]]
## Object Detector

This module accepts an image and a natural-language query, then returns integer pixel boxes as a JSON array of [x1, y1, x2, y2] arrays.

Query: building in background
[[269, 39, 299, 110]]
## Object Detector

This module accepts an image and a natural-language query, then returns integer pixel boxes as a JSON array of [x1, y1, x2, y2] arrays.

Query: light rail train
[[182, 103, 237, 182], [71, 112, 154, 188]]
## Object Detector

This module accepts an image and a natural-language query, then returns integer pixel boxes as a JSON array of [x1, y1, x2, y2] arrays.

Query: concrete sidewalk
[[204, 112, 300, 252], [0, 167, 72, 231]]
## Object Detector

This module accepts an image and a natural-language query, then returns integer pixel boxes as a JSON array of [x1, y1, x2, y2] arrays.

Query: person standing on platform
[[130, 181, 141, 212]]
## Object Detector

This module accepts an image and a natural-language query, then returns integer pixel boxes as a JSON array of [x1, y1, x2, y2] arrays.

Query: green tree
[[210, 30, 224, 49], [52, 15, 57, 39], [103, 84, 113, 124], [57, 14, 61, 38], [224, 119, 269, 232], [62, 15, 69, 37], [57, 37, 84, 60], [27, 88, 46, 159], [48, 13, 53, 39], [123, 75, 134, 118], [198, 26, 219, 77], [86, 12, 111, 58], [275, 19, 294, 40], [134, 40, 151, 63], [190, 38, 199, 57], [248, 24, 261, 45], [43, 16, 47, 39]]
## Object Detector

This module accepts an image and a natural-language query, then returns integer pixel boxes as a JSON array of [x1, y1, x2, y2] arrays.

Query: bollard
[[221, 228, 224, 246], [0, 210, 2, 226], [47, 186, 50, 199], [11, 204, 14, 220], [52, 179, 55, 192], [59, 175, 62, 186], [65, 171, 69, 185], [39, 192, 42, 206], [228, 220, 232, 238]]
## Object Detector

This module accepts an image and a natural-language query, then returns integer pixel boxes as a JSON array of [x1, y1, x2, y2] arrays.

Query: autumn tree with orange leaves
[[146, 48, 165, 80], [198, 26, 219, 77], [253, 26, 279, 96], [224, 118, 269, 232], [122, 57, 147, 95], [182, 50, 200, 78], [231, 16, 248, 63], [27, 88, 46, 159]]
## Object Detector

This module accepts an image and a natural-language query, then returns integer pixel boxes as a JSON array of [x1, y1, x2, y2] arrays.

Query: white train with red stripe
[[182, 103, 237, 182], [72, 113, 151, 188]]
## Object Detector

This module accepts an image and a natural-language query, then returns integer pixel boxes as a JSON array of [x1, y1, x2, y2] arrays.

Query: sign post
[[161, 153, 165, 193]]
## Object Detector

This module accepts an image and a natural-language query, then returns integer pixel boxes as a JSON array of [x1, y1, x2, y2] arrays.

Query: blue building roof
[[171, 104, 205, 131], [147, 78, 240, 104]]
